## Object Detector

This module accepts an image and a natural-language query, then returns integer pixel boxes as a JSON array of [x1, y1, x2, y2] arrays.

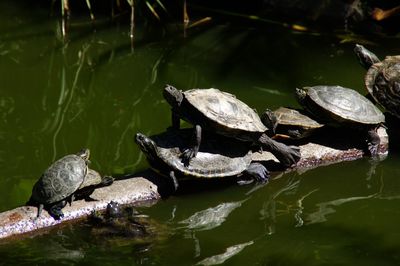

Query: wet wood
[[0, 126, 388, 240]]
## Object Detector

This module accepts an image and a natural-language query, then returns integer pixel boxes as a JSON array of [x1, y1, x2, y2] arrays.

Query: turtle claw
[[180, 148, 197, 167], [49, 208, 64, 220], [102, 176, 115, 186], [245, 162, 270, 183]]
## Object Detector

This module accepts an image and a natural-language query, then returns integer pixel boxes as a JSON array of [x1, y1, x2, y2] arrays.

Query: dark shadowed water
[[1, 2, 400, 265]]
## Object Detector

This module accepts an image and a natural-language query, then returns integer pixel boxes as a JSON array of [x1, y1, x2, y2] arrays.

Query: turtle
[[354, 44, 400, 119], [260, 107, 324, 140], [295, 85, 385, 156], [89, 201, 148, 238], [27, 149, 114, 220], [134, 129, 269, 191], [162, 85, 301, 167], [88, 201, 169, 248]]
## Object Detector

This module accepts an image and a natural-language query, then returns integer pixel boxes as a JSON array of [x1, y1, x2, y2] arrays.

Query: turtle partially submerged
[[27, 149, 113, 220], [135, 129, 269, 190], [88, 201, 169, 248], [261, 107, 324, 140], [90, 201, 147, 238], [163, 86, 300, 167], [295, 85, 385, 156], [354, 44, 400, 119]]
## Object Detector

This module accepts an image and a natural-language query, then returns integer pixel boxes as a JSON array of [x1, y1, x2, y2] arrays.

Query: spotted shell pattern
[[184, 88, 267, 132], [151, 130, 252, 178], [365, 55, 400, 118], [31, 154, 88, 204], [306, 86, 385, 124], [274, 107, 323, 129]]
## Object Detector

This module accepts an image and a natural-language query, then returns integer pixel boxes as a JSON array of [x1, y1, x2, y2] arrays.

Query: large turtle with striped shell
[[354, 44, 400, 119], [135, 129, 269, 190], [295, 85, 385, 156], [162, 86, 300, 168]]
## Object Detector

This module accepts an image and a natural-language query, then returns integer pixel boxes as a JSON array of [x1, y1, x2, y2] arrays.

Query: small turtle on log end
[[27, 149, 113, 220]]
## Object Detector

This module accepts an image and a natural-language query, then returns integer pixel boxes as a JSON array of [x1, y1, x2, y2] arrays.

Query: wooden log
[[0, 126, 388, 240]]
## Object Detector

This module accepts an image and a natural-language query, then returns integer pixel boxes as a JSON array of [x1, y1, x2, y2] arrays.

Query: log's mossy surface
[[0, 1, 400, 265]]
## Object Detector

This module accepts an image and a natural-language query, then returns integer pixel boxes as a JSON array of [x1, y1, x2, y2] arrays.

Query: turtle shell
[[184, 88, 267, 133], [365, 55, 400, 118], [31, 154, 88, 204], [150, 129, 252, 178], [302, 85, 385, 125], [272, 107, 324, 139], [274, 107, 323, 129]]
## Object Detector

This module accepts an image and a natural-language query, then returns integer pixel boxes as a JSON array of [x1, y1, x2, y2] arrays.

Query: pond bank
[[0, 127, 388, 240]]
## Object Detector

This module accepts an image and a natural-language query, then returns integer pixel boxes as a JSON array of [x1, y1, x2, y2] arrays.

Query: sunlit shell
[[184, 88, 267, 132], [152, 129, 252, 178], [31, 154, 87, 204], [274, 107, 323, 129], [306, 86, 384, 124]]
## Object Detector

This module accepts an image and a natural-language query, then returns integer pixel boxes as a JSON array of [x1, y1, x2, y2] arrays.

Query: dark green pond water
[[1, 2, 400, 265]]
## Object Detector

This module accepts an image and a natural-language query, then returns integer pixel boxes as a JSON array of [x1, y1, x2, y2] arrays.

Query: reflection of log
[[0, 127, 388, 240]]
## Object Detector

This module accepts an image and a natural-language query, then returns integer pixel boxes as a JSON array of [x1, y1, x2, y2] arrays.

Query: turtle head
[[295, 87, 308, 105], [135, 132, 158, 161], [106, 201, 122, 218], [354, 44, 380, 69], [77, 148, 90, 161], [260, 108, 278, 134], [163, 85, 184, 108]]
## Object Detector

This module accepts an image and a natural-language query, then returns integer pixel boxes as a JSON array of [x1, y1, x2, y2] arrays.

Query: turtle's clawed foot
[[102, 176, 114, 186], [49, 207, 64, 220], [288, 145, 301, 165], [275, 145, 301, 167], [246, 162, 270, 183], [180, 148, 198, 167]]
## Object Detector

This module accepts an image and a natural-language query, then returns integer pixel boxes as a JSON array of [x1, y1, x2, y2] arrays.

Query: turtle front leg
[[181, 125, 202, 166], [258, 133, 301, 167], [244, 162, 270, 183], [366, 127, 381, 157]]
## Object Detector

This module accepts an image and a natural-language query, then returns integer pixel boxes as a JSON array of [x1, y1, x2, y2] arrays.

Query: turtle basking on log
[[295, 85, 385, 156], [135, 129, 269, 191], [162, 86, 301, 168], [27, 149, 114, 220], [261, 107, 324, 140]]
